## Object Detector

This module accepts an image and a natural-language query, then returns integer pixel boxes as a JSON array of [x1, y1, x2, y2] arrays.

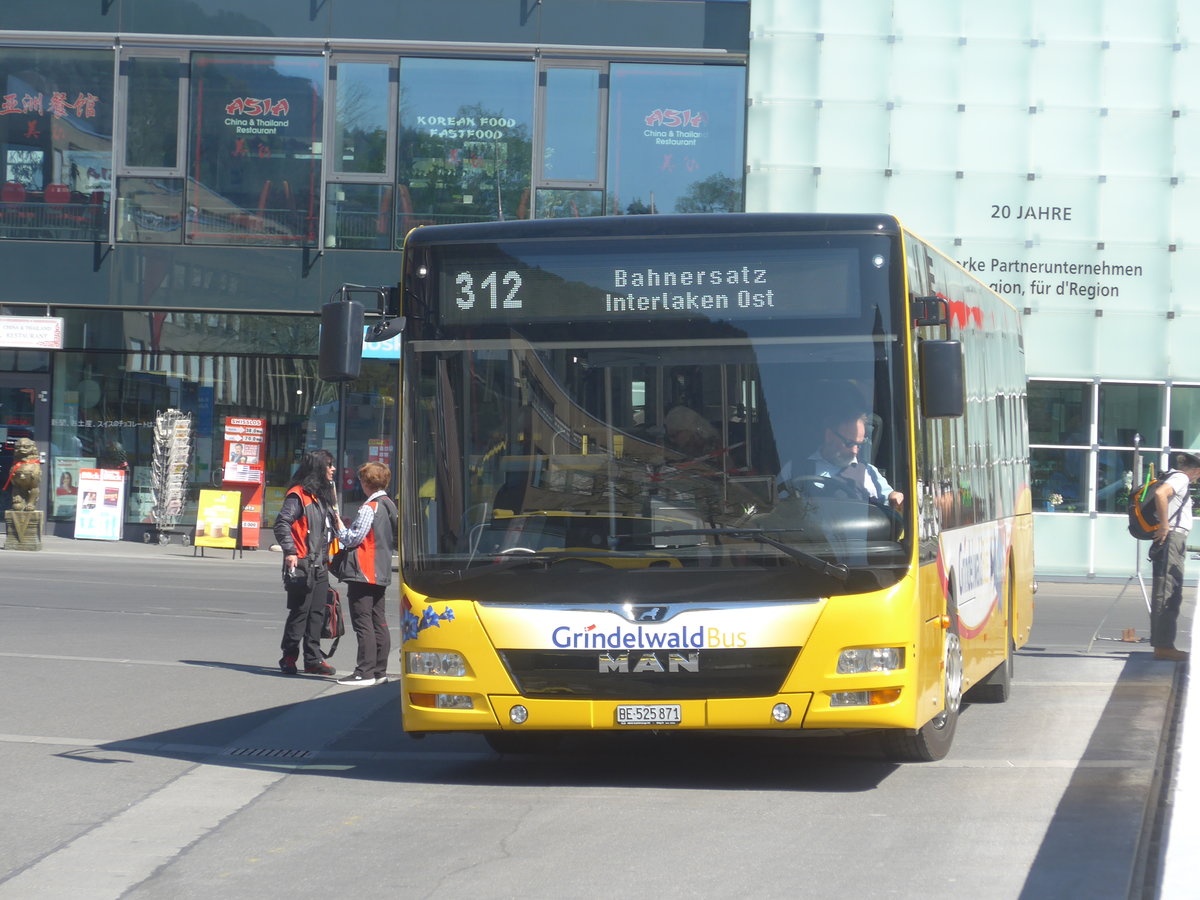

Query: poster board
[[52, 456, 93, 518], [73, 468, 126, 541], [193, 489, 242, 549], [222, 417, 266, 548]]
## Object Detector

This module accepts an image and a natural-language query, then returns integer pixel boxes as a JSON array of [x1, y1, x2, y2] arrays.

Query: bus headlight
[[837, 647, 904, 674], [406, 651, 467, 677]]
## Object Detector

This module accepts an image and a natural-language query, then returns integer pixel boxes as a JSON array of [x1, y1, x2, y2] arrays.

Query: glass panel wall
[[1168, 384, 1200, 449], [116, 177, 184, 243], [331, 61, 391, 177], [324, 57, 394, 249], [540, 65, 604, 185], [325, 182, 392, 250], [51, 348, 339, 527], [0, 47, 113, 242], [116, 52, 186, 244], [606, 63, 746, 216], [124, 57, 182, 170], [1098, 382, 1161, 447], [187, 53, 324, 247], [535, 188, 603, 218], [44, 307, 399, 532], [1027, 379, 1090, 445], [4, 47, 745, 248], [1030, 447, 1087, 512], [1028, 379, 1200, 521], [396, 58, 534, 238]]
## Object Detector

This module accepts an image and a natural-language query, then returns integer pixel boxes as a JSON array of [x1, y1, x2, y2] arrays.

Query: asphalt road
[[0, 538, 1188, 899]]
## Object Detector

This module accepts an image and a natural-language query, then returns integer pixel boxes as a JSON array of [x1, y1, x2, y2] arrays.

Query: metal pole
[[1132, 433, 1150, 613], [336, 381, 347, 515]]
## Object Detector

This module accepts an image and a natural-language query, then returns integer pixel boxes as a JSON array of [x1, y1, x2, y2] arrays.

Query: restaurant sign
[[0, 316, 64, 349]]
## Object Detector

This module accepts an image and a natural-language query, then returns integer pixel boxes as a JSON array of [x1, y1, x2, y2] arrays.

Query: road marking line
[[0, 766, 287, 900]]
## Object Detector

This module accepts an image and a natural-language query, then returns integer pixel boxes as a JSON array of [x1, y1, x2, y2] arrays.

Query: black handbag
[[320, 587, 346, 658], [329, 547, 353, 582]]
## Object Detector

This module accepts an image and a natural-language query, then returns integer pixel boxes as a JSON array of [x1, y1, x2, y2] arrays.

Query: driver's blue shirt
[[806, 450, 894, 501]]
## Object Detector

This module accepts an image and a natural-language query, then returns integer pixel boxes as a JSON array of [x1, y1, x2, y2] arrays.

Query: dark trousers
[[1150, 530, 1187, 649], [281, 569, 329, 668], [347, 581, 390, 679]]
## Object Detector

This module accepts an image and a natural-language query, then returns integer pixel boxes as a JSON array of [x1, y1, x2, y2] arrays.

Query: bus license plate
[[616, 704, 682, 726]]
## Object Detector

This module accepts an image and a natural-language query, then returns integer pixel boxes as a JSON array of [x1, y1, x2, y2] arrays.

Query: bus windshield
[[403, 226, 913, 601]]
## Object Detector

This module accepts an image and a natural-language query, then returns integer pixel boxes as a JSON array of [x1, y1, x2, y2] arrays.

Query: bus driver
[[809, 407, 904, 511]]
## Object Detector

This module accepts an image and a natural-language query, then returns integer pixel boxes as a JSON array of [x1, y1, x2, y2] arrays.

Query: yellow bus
[[378, 213, 1032, 762]]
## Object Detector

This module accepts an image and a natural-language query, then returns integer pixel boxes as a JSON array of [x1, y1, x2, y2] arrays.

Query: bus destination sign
[[433, 242, 864, 325]]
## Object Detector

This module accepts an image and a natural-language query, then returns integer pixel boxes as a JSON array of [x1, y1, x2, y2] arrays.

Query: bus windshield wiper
[[643, 528, 849, 582], [451, 552, 554, 582]]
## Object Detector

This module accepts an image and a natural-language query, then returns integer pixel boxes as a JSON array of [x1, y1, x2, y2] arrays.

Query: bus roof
[[403, 212, 904, 246]]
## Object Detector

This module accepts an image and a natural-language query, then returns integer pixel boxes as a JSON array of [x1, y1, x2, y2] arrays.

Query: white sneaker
[[336, 673, 375, 686]]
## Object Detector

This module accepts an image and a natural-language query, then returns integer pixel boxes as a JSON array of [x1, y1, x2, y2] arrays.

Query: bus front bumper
[[403, 692, 820, 733]]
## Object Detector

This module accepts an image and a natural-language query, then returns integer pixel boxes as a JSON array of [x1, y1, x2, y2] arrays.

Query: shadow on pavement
[[1019, 653, 1181, 899], [79, 679, 907, 794]]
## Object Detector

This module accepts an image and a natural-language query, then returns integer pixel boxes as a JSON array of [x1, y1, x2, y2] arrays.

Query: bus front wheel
[[880, 608, 963, 763]]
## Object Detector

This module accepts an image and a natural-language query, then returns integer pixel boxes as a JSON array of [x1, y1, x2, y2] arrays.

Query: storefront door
[[0, 373, 50, 517]]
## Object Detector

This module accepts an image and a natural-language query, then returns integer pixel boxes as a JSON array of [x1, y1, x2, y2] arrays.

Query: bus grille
[[498, 648, 800, 700]]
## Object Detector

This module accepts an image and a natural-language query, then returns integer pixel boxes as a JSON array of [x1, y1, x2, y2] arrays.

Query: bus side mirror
[[319, 299, 364, 382], [919, 339, 964, 418]]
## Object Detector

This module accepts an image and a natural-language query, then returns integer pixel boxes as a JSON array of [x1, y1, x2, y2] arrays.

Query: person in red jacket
[[332, 461, 397, 686], [273, 449, 338, 676]]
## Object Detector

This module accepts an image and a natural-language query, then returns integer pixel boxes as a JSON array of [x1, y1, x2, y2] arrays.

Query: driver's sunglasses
[[830, 430, 864, 449]]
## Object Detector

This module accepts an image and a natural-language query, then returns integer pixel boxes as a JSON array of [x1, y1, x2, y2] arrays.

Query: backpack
[[1127, 468, 1182, 540]]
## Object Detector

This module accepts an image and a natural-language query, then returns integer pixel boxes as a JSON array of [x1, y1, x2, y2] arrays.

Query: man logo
[[632, 606, 668, 622], [598, 651, 700, 673]]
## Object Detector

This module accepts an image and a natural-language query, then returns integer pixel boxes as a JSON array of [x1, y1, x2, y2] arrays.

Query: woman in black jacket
[[272, 449, 337, 676]]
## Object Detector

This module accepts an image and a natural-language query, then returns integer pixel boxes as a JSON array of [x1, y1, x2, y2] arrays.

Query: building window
[[395, 57, 535, 240], [123, 55, 185, 171], [0, 47, 113, 242], [1098, 382, 1161, 448], [330, 60, 393, 178], [538, 64, 605, 187], [1029, 379, 1200, 516], [187, 52, 324, 247], [116, 50, 187, 244], [324, 56, 396, 249], [7, 49, 746, 246], [606, 63, 746, 216]]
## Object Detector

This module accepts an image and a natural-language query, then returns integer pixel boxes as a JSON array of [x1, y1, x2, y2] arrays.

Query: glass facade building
[[10, 0, 1192, 575], [0, 0, 749, 537], [745, 0, 1200, 577]]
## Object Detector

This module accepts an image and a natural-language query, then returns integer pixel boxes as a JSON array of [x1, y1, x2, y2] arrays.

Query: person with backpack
[[1147, 451, 1200, 662], [273, 449, 338, 677], [330, 462, 398, 686]]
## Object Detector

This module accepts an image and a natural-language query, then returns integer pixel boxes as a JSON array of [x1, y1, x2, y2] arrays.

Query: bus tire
[[967, 565, 1014, 704], [484, 732, 563, 755], [880, 600, 963, 762]]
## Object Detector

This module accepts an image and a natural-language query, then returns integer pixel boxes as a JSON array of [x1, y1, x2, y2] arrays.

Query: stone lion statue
[[7, 437, 41, 512]]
